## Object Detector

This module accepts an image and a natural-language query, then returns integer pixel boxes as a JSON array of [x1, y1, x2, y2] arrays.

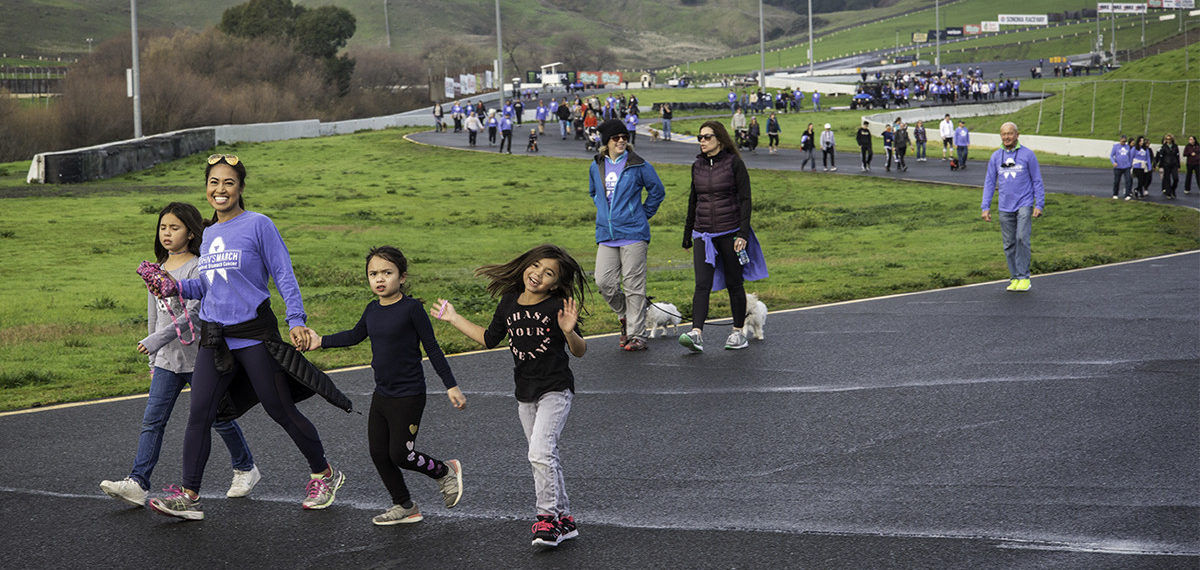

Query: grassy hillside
[[989, 43, 1199, 140]]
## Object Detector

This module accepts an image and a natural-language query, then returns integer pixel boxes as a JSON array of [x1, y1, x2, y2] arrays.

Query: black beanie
[[598, 119, 629, 146]]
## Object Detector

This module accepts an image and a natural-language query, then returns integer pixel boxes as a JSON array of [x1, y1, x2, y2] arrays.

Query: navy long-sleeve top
[[321, 297, 457, 398]]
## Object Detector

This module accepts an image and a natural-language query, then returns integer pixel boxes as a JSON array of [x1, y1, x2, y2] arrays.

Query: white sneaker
[[100, 477, 148, 507], [724, 330, 749, 350], [830, 167, 837, 171], [227, 465, 261, 498]]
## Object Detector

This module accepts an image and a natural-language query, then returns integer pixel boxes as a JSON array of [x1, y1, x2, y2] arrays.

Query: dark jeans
[[690, 233, 746, 330], [1112, 167, 1133, 197], [1185, 164, 1198, 193], [369, 392, 447, 505], [183, 344, 328, 491], [488, 126, 497, 144], [860, 145, 873, 167], [822, 147, 836, 168], [500, 129, 512, 152], [1162, 168, 1178, 197], [468, 130, 478, 146], [896, 146, 907, 169]]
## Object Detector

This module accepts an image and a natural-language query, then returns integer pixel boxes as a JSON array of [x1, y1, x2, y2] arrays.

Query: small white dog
[[743, 293, 767, 340], [644, 301, 681, 338]]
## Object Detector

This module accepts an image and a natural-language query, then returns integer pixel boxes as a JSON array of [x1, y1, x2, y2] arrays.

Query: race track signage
[[998, 14, 1050, 25]]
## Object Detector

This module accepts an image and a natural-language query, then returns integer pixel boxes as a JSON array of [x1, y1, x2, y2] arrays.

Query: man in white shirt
[[939, 114, 955, 160]]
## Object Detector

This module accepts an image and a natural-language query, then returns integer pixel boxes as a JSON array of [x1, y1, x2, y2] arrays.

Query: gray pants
[[595, 241, 649, 339], [999, 206, 1033, 280], [518, 390, 573, 517]]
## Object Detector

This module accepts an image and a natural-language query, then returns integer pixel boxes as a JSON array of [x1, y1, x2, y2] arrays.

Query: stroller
[[585, 126, 601, 152], [734, 128, 751, 151]]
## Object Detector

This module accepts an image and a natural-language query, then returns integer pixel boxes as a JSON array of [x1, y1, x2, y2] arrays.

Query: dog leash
[[646, 295, 685, 320]]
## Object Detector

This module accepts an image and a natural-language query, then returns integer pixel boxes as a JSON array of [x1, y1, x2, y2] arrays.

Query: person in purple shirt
[[954, 120, 971, 169], [1110, 134, 1133, 199], [982, 123, 1045, 292], [499, 115, 514, 154], [147, 154, 347, 521]]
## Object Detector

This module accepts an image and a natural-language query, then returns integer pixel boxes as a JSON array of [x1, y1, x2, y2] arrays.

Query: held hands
[[289, 325, 316, 351], [447, 386, 467, 410]]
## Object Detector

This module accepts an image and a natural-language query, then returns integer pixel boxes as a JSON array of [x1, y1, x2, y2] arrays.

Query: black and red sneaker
[[531, 514, 561, 547], [557, 515, 579, 542]]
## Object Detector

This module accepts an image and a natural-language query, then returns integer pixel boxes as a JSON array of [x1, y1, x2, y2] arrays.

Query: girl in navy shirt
[[311, 246, 466, 525]]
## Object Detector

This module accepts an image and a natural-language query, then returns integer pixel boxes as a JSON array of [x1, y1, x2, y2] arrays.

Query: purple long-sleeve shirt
[[982, 145, 1045, 212], [179, 211, 306, 349]]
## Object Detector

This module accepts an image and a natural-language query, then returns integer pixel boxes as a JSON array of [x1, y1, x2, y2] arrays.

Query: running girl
[[432, 244, 588, 548], [101, 203, 261, 507], [309, 246, 466, 525]]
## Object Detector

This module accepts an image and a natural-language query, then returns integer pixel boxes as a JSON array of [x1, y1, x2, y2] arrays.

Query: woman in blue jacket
[[589, 119, 666, 351]]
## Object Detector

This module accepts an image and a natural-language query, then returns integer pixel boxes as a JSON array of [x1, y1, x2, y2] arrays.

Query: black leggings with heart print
[[369, 392, 448, 506]]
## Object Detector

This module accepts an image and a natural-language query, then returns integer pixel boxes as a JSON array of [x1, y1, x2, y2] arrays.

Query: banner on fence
[[1097, 3, 1149, 13], [998, 14, 1050, 25], [577, 71, 623, 85], [963, 24, 982, 35], [485, 70, 493, 89], [912, 32, 928, 43], [981, 21, 1000, 32], [444, 77, 455, 99], [944, 27, 964, 37], [1157, 0, 1195, 8]]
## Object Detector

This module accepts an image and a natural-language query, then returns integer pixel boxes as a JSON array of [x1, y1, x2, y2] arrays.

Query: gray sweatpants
[[595, 241, 649, 339]]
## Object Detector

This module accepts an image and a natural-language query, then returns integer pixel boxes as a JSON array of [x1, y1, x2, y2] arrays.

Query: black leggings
[[369, 392, 447, 505], [1185, 164, 1198, 193], [183, 344, 327, 491], [691, 233, 747, 330]]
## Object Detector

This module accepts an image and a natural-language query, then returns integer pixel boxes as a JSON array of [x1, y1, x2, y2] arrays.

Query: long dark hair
[[365, 245, 411, 298], [698, 120, 739, 158], [204, 156, 247, 226], [475, 244, 588, 313], [154, 202, 205, 263]]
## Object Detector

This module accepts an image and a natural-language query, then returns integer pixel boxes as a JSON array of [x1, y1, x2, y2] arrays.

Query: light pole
[[384, 0, 391, 49], [758, 0, 765, 88], [935, 0, 940, 72], [807, 0, 813, 76], [130, 0, 143, 139], [495, 0, 503, 97]]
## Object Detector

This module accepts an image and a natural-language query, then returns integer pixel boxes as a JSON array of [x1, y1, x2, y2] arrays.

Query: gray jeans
[[998, 206, 1033, 280], [518, 389, 573, 517], [595, 241, 649, 339]]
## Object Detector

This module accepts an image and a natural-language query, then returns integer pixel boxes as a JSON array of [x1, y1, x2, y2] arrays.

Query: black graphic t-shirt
[[483, 293, 578, 402]]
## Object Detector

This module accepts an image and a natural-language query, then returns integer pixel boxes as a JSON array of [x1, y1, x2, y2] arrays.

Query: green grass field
[[0, 127, 1196, 411]]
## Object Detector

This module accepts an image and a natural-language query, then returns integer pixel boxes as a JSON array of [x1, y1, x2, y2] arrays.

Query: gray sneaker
[[437, 459, 463, 508], [302, 468, 345, 510], [678, 330, 703, 353], [725, 330, 749, 350], [372, 503, 423, 525], [148, 485, 204, 520], [100, 477, 148, 507]]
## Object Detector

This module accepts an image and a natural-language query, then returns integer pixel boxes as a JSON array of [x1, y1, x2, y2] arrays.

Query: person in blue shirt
[[954, 120, 971, 169], [499, 114, 514, 154], [1110, 135, 1133, 199], [589, 119, 665, 351], [982, 123, 1045, 292]]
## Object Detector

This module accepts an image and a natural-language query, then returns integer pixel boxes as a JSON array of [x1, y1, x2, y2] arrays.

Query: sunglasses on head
[[697, 134, 715, 141], [207, 154, 240, 166]]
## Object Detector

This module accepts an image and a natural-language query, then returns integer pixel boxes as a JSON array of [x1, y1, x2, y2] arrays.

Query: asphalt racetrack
[[3, 250, 1197, 569]]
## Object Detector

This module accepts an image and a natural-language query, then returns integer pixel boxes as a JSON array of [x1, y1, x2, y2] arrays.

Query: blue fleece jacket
[[982, 145, 1045, 212], [589, 150, 665, 243]]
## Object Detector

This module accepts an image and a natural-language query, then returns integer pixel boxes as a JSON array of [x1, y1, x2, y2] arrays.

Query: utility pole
[[130, 0, 143, 139], [384, 0, 391, 49], [935, 0, 940, 72], [807, 0, 814, 76]]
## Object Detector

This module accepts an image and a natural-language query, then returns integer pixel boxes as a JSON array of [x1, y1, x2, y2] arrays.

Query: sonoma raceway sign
[[998, 14, 1049, 25]]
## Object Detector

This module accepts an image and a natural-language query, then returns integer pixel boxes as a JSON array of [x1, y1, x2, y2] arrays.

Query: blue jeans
[[915, 141, 926, 159], [998, 207, 1033, 280], [559, 119, 570, 138], [662, 119, 672, 140], [956, 146, 969, 167], [130, 367, 253, 490], [1113, 167, 1133, 197], [518, 390, 573, 517]]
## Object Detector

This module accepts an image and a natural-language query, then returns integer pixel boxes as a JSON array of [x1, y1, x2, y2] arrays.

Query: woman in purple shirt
[[147, 155, 349, 521]]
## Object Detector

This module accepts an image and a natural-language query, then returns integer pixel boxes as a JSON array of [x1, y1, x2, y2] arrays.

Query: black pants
[[1162, 167, 1178, 197], [468, 130, 478, 146], [822, 147, 835, 168], [896, 147, 907, 169], [860, 145, 873, 167], [768, 133, 779, 148], [369, 392, 447, 505], [1185, 164, 1198, 193], [500, 129, 512, 152], [184, 344, 326, 491], [1113, 167, 1132, 197], [690, 233, 747, 330], [488, 127, 497, 144]]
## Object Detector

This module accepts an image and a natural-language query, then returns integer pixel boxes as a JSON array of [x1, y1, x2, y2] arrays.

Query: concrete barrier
[[27, 128, 215, 184]]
